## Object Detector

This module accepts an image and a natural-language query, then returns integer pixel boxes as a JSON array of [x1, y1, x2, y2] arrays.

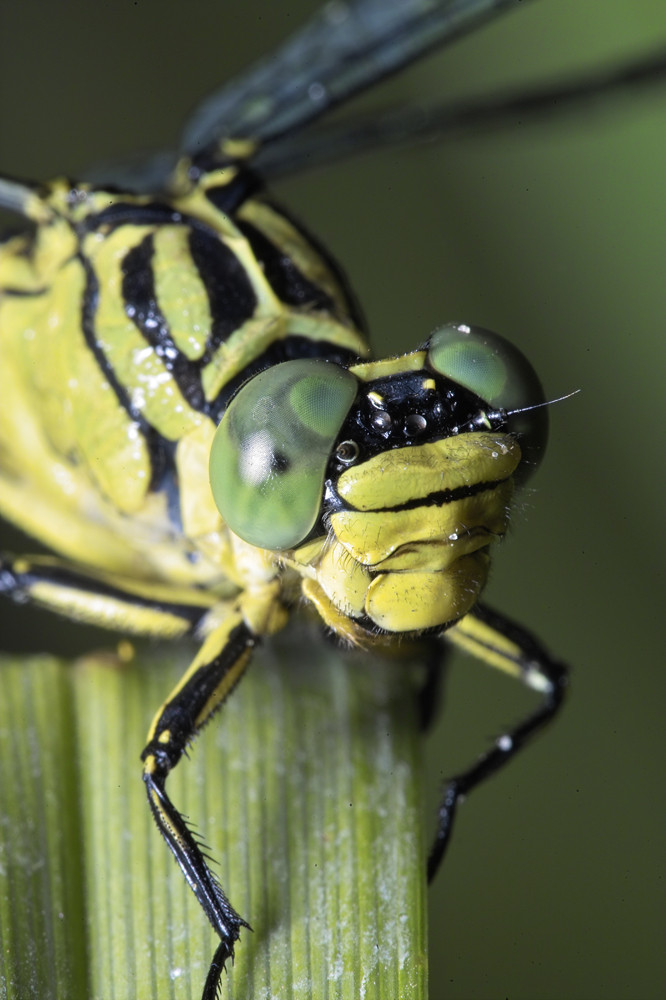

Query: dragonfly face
[[211, 322, 546, 640]]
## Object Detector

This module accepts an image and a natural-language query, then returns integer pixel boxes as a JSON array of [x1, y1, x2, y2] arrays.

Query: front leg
[[429, 602, 568, 881], [141, 612, 256, 991]]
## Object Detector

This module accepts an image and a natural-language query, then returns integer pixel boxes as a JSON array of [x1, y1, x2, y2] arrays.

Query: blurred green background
[[1, 2, 664, 998]]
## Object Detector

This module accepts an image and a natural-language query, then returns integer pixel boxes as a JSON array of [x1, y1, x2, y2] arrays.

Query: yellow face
[[224, 326, 546, 646], [291, 430, 520, 642], [320, 432, 519, 632]]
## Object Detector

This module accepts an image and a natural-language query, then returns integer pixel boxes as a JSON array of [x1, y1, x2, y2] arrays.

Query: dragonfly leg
[[428, 602, 567, 881], [141, 612, 257, 991]]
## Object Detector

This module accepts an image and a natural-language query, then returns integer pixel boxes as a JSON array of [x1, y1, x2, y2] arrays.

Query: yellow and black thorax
[[0, 159, 368, 590]]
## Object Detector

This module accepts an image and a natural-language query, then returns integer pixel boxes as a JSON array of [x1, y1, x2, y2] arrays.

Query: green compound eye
[[427, 322, 548, 480], [209, 360, 358, 550]]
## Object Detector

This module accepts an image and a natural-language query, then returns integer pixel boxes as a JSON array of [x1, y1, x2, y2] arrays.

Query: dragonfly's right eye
[[427, 322, 549, 480], [209, 360, 358, 550]]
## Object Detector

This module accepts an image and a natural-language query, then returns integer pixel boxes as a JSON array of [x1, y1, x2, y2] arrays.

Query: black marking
[[329, 368, 506, 467], [329, 477, 510, 516], [266, 197, 367, 333], [148, 438, 185, 534], [203, 168, 262, 215], [0, 285, 50, 297], [236, 218, 336, 312], [146, 620, 255, 745], [188, 228, 257, 353], [79, 253, 169, 490], [122, 234, 207, 411], [81, 200, 185, 233]]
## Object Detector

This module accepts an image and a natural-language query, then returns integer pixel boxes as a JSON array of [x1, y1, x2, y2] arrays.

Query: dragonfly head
[[209, 323, 548, 636]]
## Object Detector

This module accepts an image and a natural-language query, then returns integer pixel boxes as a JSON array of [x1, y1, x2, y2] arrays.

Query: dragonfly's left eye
[[427, 322, 548, 479], [209, 360, 358, 550]]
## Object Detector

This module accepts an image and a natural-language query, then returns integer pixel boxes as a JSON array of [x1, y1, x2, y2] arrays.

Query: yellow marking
[[13, 556, 221, 609], [349, 351, 428, 382], [287, 537, 327, 568], [152, 227, 213, 359], [422, 377, 436, 391], [202, 315, 286, 402], [195, 648, 252, 729], [331, 482, 513, 566], [367, 391, 385, 408], [314, 541, 371, 619], [221, 138, 259, 160], [337, 433, 520, 511], [24, 191, 55, 225], [366, 552, 489, 632], [150, 788, 164, 811], [446, 614, 524, 681], [176, 422, 228, 540], [158, 730, 171, 745], [301, 577, 373, 649], [88, 225, 206, 443]]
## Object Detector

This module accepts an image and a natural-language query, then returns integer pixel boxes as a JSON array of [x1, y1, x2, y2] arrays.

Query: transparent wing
[[256, 43, 666, 178], [180, 0, 523, 155]]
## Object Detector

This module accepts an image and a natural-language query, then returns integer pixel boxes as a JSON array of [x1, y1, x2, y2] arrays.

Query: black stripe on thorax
[[203, 167, 262, 215], [79, 252, 169, 490], [120, 227, 260, 416], [121, 234, 207, 412], [187, 226, 257, 353], [264, 197, 367, 335], [80, 200, 185, 233], [235, 218, 336, 312]]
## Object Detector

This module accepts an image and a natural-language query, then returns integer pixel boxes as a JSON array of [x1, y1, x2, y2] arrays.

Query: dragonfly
[[2, 1, 664, 996]]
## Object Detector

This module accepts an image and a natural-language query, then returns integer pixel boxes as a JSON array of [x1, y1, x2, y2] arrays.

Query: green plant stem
[[0, 628, 427, 999]]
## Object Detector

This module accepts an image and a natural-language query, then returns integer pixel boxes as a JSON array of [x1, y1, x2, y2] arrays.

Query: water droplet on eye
[[404, 413, 427, 435]]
